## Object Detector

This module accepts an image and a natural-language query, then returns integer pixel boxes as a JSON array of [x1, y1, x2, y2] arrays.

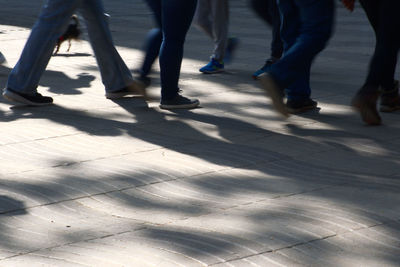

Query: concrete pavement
[[0, 1, 400, 266]]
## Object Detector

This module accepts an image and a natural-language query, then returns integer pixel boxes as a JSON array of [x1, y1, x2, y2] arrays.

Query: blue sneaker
[[199, 58, 224, 74], [252, 57, 279, 80], [224, 37, 239, 64]]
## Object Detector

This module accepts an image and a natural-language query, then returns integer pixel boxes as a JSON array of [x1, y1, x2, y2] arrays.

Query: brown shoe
[[351, 92, 381, 125], [105, 79, 148, 100], [259, 73, 289, 117]]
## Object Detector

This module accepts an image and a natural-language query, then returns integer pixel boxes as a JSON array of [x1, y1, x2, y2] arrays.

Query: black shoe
[[258, 73, 289, 117], [286, 98, 318, 114], [2, 88, 53, 106], [160, 94, 200, 109], [105, 80, 147, 99]]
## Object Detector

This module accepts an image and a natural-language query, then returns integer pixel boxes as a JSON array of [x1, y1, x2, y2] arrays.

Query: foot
[[258, 73, 289, 117], [252, 57, 279, 80], [160, 94, 200, 109], [351, 92, 381, 125], [105, 79, 147, 99], [2, 88, 53, 106], [286, 98, 318, 114], [199, 58, 224, 74]]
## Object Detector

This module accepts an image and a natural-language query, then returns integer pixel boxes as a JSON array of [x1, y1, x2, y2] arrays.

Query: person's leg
[[159, 0, 199, 108], [251, 0, 283, 79], [195, 0, 223, 74], [139, 0, 163, 78], [79, 0, 136, 94], [250, 0, 273, 25], [197, 0, 229, 73], [194, 0, 213, 39], [260, 0, 334, 116], [258, 0, 298, 116], [359, 0, 400, 92], [269, 0, 283, 59], [269, 0, 334, 97], [209, 0, 229, 62], [6, 0, 80, 95], [352, 0, 400, 124]]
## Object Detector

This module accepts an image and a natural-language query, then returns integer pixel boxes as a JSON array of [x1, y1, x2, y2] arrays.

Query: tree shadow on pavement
[[0, 1, 400, 265], [0, 93, 399, 265]]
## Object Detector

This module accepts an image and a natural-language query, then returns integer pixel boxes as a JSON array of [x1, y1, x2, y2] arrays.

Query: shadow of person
[[112, 98, 300, 169], [0, 63, 95, 96], [2, 104, 124, 136], [40, 71, 95, 95], [0, 195, 27, 215]]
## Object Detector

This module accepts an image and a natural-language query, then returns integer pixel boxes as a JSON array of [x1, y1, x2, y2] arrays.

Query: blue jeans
[[268, 0, 334, 101], [249, 0, 283, 59], [7, 0, 133, 94], [144, 0, 197, 100], [139, 0, 163, 77]]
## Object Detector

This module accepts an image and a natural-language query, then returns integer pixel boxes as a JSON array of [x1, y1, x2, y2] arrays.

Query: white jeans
[[7, 0, 133, 94]]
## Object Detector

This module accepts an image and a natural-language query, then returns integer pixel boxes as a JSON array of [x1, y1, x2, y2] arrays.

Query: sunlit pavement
[[0, 1, 399, 266]]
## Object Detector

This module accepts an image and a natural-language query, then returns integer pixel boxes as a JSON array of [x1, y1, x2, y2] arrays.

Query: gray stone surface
[[0, 1, 399, 266]]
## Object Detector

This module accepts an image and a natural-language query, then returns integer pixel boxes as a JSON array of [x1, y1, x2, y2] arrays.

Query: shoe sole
[[380, 105, 400, 113], [252, 74, 262, 80], [287, 104, 318, 114], [259, 74, 289, 117], [2, 89, 53, 106], [105, 80, 147, 100], [159, 100, 200, 110], [200, 69, 224, 74], [252, 71, 267, 80]]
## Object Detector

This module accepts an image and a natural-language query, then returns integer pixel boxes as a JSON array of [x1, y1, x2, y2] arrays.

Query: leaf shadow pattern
[[0, 0, 400, 265], [0, 94, 399, 264]]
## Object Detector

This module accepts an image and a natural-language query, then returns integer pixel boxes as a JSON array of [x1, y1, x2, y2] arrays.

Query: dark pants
[[249, 0, 283, 59], [358, 0, 400, 94], [142, 0, 197, 100], [267, 0, 334, 101], [139, 0, 163, 78]]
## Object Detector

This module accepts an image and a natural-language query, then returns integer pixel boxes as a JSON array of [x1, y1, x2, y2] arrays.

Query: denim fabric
[[139, 0, 163, 77], [267, 0, 334, 101], [139, 28, 162, 77], [249, 0, 283, 59], [359, 0, 400, 93], [7, 0, 133, 94], [143, 0, 197, 100]]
